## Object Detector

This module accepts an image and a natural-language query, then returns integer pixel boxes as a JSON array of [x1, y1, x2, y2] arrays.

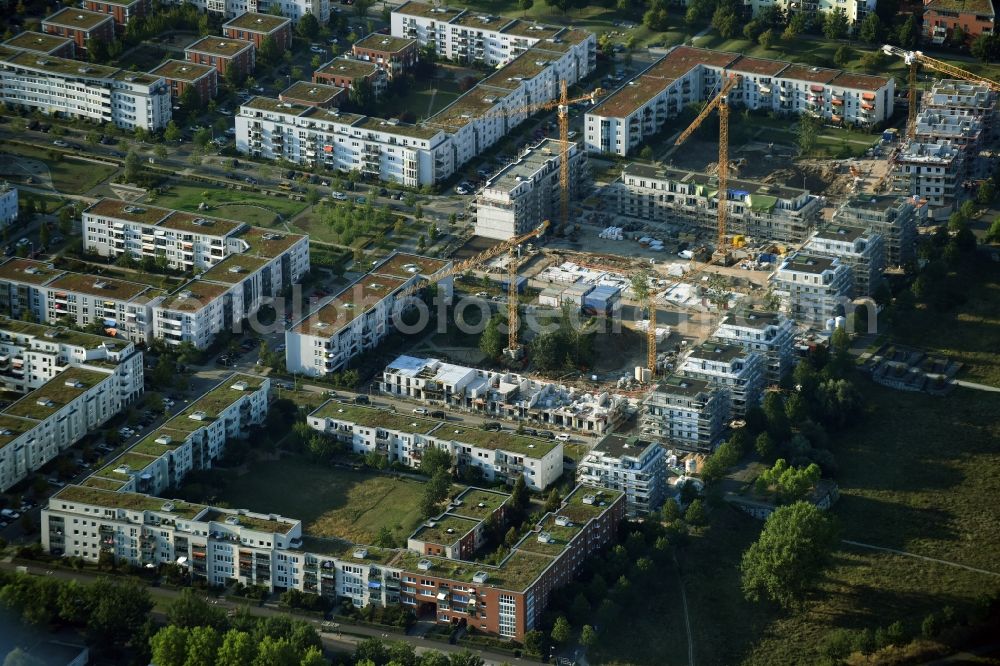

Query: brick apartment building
[[351, 33, 419, 80], [222, 12, 292, 52], [312, 57, 387, 96], [82, 0, 151, 29], [923, 0, 996, 44], [2, 31, 76, 59], [185, 36, 255, 80], [149, 60, 218, 103], [278, 81, 346, 108], [41, 8, 115, 55]]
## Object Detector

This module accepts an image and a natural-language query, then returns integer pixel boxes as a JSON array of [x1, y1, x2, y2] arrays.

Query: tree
[[740, 501, 839, 608], [684, 498, 706, 525], [544, 488, 561, 513], [510, 474, 530, 517], [374, 526, 395, 548], [258, 36, 279, 65], [184, 626, 221, 666], [524, 630, 545, 655], [420, 447, 452, 476], [216, 630, 256, 666], [711, 5, 740, 38], [164, 120, 182, 143], [796, 115, 820, 155], [977, 179, 996, 204], [763, 391, 790, 440], [950, 25, 966, 47], [858, 12, 883, 43], [755, 431, 776, 459], [580, 624, 597, 648], [896, 14, 918, 48], [297, 13, 320, 39], [661, 498, 681, 522], [194, 128, 212, 148], [644, 0, 670, 31], [123, 149, 142, 183], [505, 526, 519, 547], [253, 636, 297, 666], [168, 588, 226, 629], [639, 145, 654, 160], [971, 33, 1000, 63], [743, 19, 764, 42], [986, 218, 1000, 243], [545, 0, 572, 14], [299, 646, 326, 666], [834, 45, 853, 67], [860, 49, 888, 73], [478, 314, 504, 360], [784, 11, 808, 39], [822, 8, 849, 40], [758, 28, 775, 49], [85, 578, 153, 648], [38, 223, 50, 249], [518, 0, 534, 14], [551, 616, 572, 645]]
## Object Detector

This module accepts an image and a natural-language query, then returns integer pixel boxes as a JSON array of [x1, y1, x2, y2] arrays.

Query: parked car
[[412, 407, 429, 415], [555, 433, 571, 442], [537, 430, 554, 440], [353, 395, 370, 405], [330, 191, 347, 201], [52, 139, 68, 147], [430, 410, 445, 419], [0, 509, 20, 520], [482, 421, 502, 432]]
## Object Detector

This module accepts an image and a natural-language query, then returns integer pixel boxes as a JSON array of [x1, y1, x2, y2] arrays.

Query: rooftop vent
[[472, 571, 489, 584], [581, 494, 596, 505], [224, 515, 240, 525], [93, 280, 107, 289], [114, 465, 131, 475], [161, 501, 175, 512], [537, 531, 554, 544], [36, 397, 54, 407], [231, 380, 249, 391], [417, 559, 433, 571], [0, 429, 12, 437], [228, 265, 244, 273], [192, 218, 210, 226], [477, 502, 486, 508], [178, 290, 194, 299], [353, 547, 368, 559], [446, 528, 455, 534], [554, 515, 573, 527], [155, 435, 173, 446], [23, 267, 38, 275], [64, 379, 82, 388], [43, 329, 58, 338], [189, 410, 208, 421]]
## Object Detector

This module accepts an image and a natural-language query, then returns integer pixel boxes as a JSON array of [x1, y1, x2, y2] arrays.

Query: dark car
[[524, 428, 538, 436], [482, 421, 502, 432], [537, 430, 554, 440], [353, 395, 370, 405], [430, 410, 445, 419]]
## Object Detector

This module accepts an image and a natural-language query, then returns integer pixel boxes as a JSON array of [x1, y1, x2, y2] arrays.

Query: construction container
[[560, 283, 595, 308], [538, 287, 564, 308], [583, 285, 622, 315], [500, 275, 528, 294]]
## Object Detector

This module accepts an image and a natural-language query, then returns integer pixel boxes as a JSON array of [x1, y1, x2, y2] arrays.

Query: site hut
[[184, 36, 255, 79], [312, 58, 387, 97], [770, 251, 853, 329], [82, 0, 151, 30], [149, 60, 218, 103], [41, 8, 114, 56], [711, 310, 796, 385], [351, 33, 420, 81], [833, 194, 919, 267], [0, 183, 18, 226], [306, 400, 442, 466], [679, 341, 766, 420], [222, 11, 293, 52], [576, 433, 667, 517], [804, 222, 885, 298], [640, 374, 728, 452], [474, 138, 587, 241], [2, 31, 76, 59], [892, 141, 964, 209], [0, 51, 172, 131]]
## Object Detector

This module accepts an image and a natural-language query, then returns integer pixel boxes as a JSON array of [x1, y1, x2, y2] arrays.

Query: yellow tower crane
[[881, 44, 1000, 138], [674, 74, 743, 252]]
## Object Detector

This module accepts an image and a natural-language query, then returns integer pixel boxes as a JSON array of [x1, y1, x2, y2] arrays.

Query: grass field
[[150, 183, 309, 226], [1, 144, 118, 195], [396, 81, 463, 122], [213, 456, 427, 544]]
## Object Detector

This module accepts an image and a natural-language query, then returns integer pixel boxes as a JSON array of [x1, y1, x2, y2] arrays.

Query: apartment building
[[923, 0, 996, 44], [892, 141, 964, 207], [149, 60, 218, 103], [82, 0, 151, 28], [312, 58, 387, 97], [576, 434, 666, 517], [771, 252, 853, 329], [923, 79, 996, 119], [833, 194, 919, 267], [84, 374, 269, 496], [0, 50, 171, 131], [3, 31, 76, 59], [391, 2, 596, 72], [352, 33, 420, 81], [914, 109, 984, 156], [285, 255, 452, 376], [161, 0, 329, 22], [42, 8, 115, 56], [235, 97, 453, 187], [278, 81, 346, 109], [0, 322, 143, 491], [43, 482, 622, 640], [0, 183, 16, 226], [745, 0, 876, 23], [222, 12, 292, 51], [617, 162, 821, 244], [185, 36, 255, 79], [475, 139, 587, 240], [307, 401, 564, 490], [381, 355, 629, 435], [640, 375, 728, 452], [679, 342, 765, 419], [712, 310, 796, 384], [586, 46, 894, 156], [804, 223, 885, 298]]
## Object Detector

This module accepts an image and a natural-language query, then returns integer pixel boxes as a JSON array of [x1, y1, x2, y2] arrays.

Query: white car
[[330, 191, 347, 201], [310, 46, 326, 54], [455, 186, 468, 195], [555, 433, 571, 442], [52, 139, 69, 147], [413, 407, 429, 415]]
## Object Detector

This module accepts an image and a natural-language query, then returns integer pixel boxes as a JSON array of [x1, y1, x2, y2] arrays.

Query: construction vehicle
[[674, 74, 742, 255], [881, 45, 1000, 138], [429, 83, 603, 235]]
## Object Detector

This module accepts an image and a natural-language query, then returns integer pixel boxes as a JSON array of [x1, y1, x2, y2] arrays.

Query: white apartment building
[[391, 2, 596, 72], [235, 98, 453, 187], [286, 254, 452, 376], [744, 0, 876, 23], [0, 352, 143, 492], [162, 0, 328, 21], [0, 49, 171, 131], [771, 251, 853, 329], [923, 79, 996, 120], [307, 401, 564, 490], [617, 162, 822, 244], [576, 434, 666, 517], [712, 310, 796, 384], [834, 195, 919, 267], [891, 141, 964, 208], [0, 183, 17, 226], [679, 341, 765, 419], [804, 223, 885, 298], [381, 355, 629, 435], [914, 110, 984, 156], [639, 375, 728, 452], [586, 46, 894, 156], [85, 374, 269, 496], [475, 139, 587, 240]]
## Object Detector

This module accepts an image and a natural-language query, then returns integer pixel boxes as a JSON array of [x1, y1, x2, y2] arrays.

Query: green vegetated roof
[[430, 425, 558, 458], [96, 452, 160, 480], [167, 374, 264, 431], [54, 485, 206, 520], [749, 194, 778, 213], [2, 367, 110, 420], [200, 507, 296, 535], [310, 400, 439, 434], [410, 513, 481, 546], [79, 476, 127, 491]]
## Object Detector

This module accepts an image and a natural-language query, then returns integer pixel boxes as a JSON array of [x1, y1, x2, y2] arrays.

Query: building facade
[[161, 0, 329, 22], [3, 31, 76, 58], [640, 375, 728, 452], [82, 0, 151, 28], [222, 12, 292, 51], [923, 0, 996, 44], [576, 434, 666, 517], [41, 8, 115, 55], [712, 310, 796, 384], [352, 33, 420, 81], [891, 140, 964, 207], [586, 46, 894, 156], [312, 58, 387, 96], [0, 184, 16, 226], [679, 342, 765, 419], [185, 36, 255, 79], [149, 60, 218, 103], [617, 162, 821, 244], [804, 223, 885, 298], [833, 195, 919, 268], [771, 252, 853, 328]]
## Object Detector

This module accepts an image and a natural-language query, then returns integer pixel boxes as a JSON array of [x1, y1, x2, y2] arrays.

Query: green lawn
[[150, 183, 309, 226], [0, 144, 118, 195], [396, 82, 462, 122], [210, 456, 427, 545]]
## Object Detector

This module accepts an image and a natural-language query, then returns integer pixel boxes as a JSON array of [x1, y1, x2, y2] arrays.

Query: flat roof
[[811, 223, 869, 243], [779, 63, 840, 84], [450, 11, 513, 29], [279, 81, 346, 106], [53, 485, 207, 520], [201, 507, 297, 535], [242, 96, 306, 114], [559, 485, 623, 523], [729, 54, 788, 77], [486, 138, 562, 192], [46, 272, 150, 301], [310, 400, 440, 434], [592, 433, 657, 460], [149, 59, 215, 82], [314, 58, 379, 79], [430, 424, 558, 458], [3, 367, 110, 420], [166, 373, 265, 431], [0, 258, 61, 285], [480, 51, 554, 90], [223, 11, 291, 32], [185, 36, 253, 58], [831, 71, 890, 91], [0, 414, 36, 449], [450, 487, 510, 521], [85, 199, 170, 225], [236, 226, 306, 258], [428, 86, 514, 132], [685, 341, 747, 363], [410, 513, 481, 546], [3, 31, 73, 54], [0, 316, 123, 350], [393, 1, 464, 20], [719, 309, 784, 329], [500, 20, 562, 40], [372, 253, 449, 280], [652, 374, 713, 398], [199, 254, 270, 284], [4, 50, 118, 79], [925, 0, 994, 15], [353, 33, 417, 53], [780, 252, 839, 274], [293, 274, 407, 335], [42, 8, 113, 31], [159, 210, 245, 236], [158, 280, 230, 312], [353, 115, 441, 139]]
